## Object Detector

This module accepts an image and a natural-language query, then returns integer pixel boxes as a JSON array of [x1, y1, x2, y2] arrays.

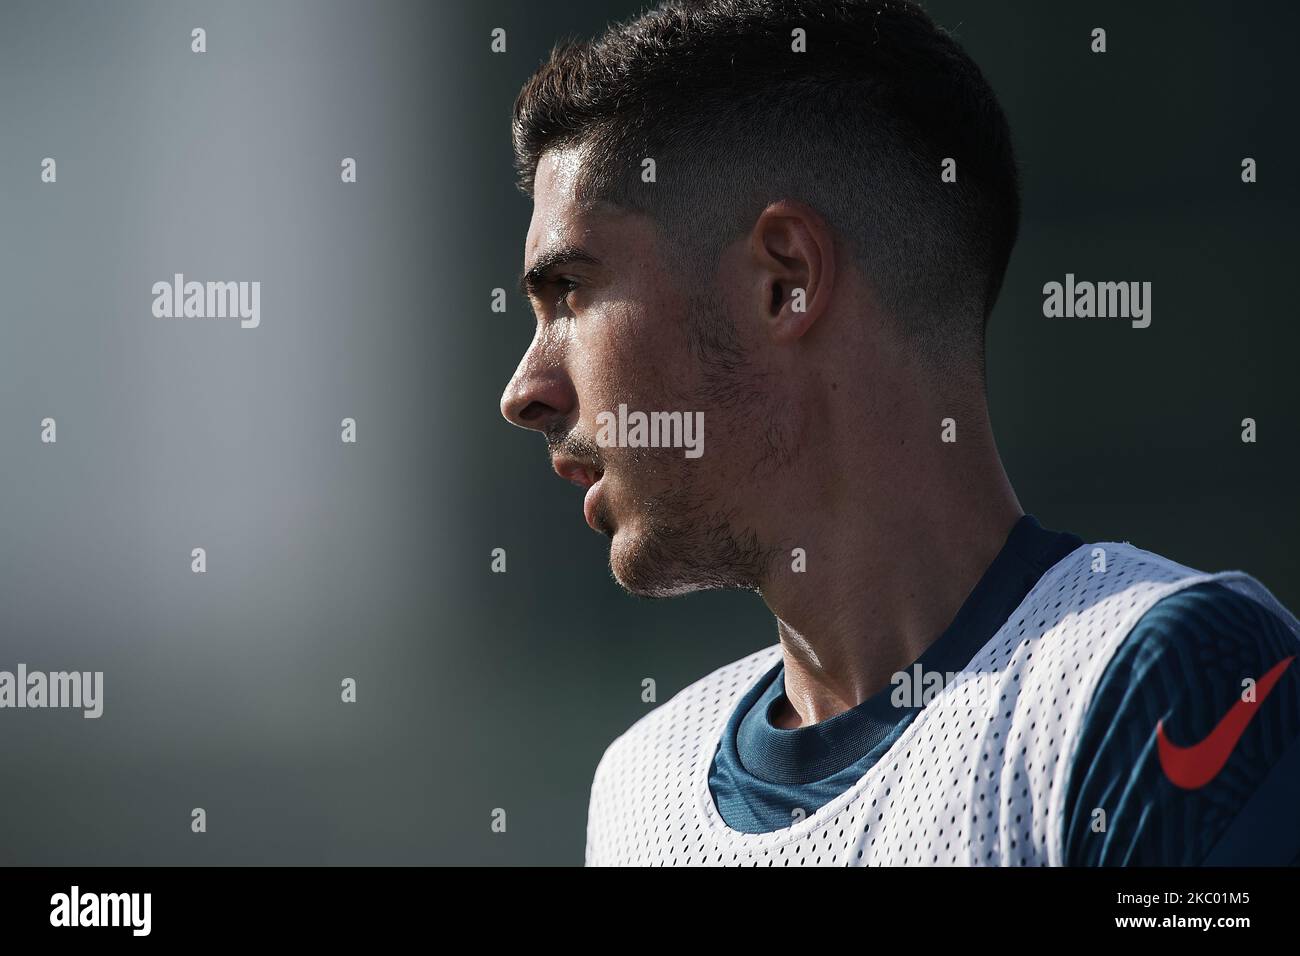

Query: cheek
[[569, 327, 629, 425], [576, 302, 679, 403]]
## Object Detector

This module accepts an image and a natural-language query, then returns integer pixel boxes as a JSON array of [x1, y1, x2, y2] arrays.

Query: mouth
[[552, 457, 607, 532]]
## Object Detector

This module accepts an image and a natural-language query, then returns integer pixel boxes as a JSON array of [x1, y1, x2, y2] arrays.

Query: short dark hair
[[512, 0, 1021, 372]]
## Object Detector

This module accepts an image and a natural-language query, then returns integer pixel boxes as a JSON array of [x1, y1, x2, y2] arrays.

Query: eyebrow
[[518, 246, 602, 300]]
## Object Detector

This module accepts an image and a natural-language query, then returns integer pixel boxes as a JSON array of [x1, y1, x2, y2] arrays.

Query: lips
[[552, 456, 601, 490], [552, 456, 607, 531], [582, 473, 606, 532]]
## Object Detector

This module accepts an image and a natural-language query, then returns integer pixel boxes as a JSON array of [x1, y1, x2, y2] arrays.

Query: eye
[[554, 277, 581, 309]]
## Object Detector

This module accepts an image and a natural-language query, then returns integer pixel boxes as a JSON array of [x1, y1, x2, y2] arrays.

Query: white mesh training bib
[[584, 541, 1299, 866]]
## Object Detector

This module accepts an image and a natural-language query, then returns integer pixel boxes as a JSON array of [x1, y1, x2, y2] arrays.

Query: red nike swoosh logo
[[1156, 655, 1295, 790]]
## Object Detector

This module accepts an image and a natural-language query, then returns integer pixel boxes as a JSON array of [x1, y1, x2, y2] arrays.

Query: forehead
[[524, 146, 657, 271], [526, 147, 587, 252]]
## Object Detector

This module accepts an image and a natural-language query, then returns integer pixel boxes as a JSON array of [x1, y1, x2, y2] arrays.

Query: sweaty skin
[[501, 145, 1024, 728]]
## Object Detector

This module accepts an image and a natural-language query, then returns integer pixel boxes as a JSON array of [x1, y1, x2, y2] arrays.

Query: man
[[499, 0, 1300, 865]]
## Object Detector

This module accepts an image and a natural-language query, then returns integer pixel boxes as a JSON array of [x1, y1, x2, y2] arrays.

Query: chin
[[606, 521, 737, 599]]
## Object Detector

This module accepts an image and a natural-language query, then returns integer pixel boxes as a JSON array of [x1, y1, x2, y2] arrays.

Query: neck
[[757, 385, 1022, 728]]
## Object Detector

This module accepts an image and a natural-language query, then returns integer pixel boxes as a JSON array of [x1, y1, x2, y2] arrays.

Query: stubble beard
[[607, 286, 796, 599]]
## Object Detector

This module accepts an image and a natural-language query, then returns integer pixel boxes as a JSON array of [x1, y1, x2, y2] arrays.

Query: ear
[[748, 200, 836, 343]]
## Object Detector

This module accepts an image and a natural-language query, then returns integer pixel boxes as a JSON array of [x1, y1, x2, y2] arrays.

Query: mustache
[[545, 424, 605, 470]]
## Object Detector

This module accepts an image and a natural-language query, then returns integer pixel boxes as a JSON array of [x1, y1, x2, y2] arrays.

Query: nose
[[499, 331, 576, 433]]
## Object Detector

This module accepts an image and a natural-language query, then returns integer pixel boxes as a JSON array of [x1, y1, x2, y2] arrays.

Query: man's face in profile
[[501, 147, 790, 597]]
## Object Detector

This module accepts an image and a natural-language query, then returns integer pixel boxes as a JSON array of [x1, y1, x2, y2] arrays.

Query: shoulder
[[1061, 576, 1300, 865], [1088, 579, 1298, 708]]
